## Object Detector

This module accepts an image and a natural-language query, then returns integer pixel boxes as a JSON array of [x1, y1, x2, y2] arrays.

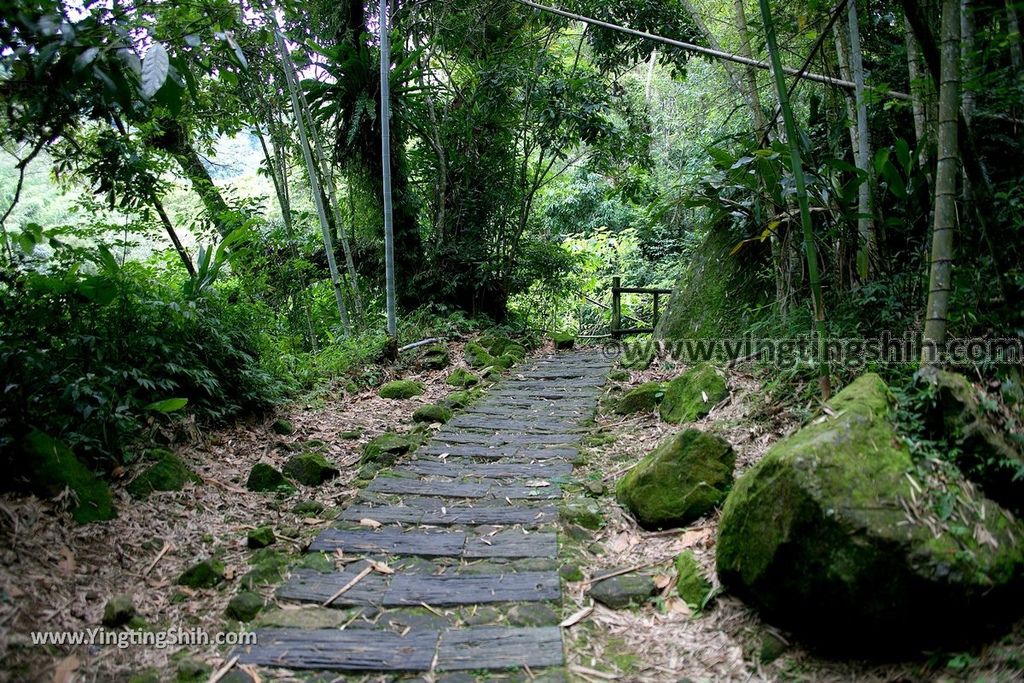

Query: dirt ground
[[562, 357, 1024, 683]]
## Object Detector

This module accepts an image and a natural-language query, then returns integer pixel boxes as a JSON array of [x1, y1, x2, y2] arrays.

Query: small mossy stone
[[614, 382, 665, 415], [560, 564, 584, 582], [559, 498, 604, 530], [300, 439, 327, 452], [608, 369, 631, 382], [340, 429, 362, 440], [589, 572, 655, 609], [464, 342, 496, 368], [444, 389, 483, 409], [550, 332, 575, 350], [240, 549, 289, 589], [616, 429, 734, 529], [462, 605, 502, 626], [177, 559, 225, 588], [759, 631, 789, 665], [583, 480, 607, 497], [379, 380, 425, 399], [421, 344, 451, 370], [271, 418, 294, 435], [362, 432, 419, 467], [298, 551, 335, 572], [659, 364, 728, 424], [176, 657, 210, 683], [412, 404, 453, 424], [446, 368, 480, 388], [102, 594, 136, 627], [293, 500, 325, 516], [128, 669, 161, 683], [716, 373, 1024, 653], [246, 463, 291, 492], [23, 430, 116, 524], [225, 591, 264, 622], [247, 526, 276, 549], [126, 450, 200, 500], [283, 452, 339, 486], [674, 551, 713, 610]]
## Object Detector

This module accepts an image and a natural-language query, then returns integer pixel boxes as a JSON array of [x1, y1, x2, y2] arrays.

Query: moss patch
[[446, 368, 480, 388], [24, 430, 116, 524], [674, 551, 712, 610], [412, 404, 453, 424], [420, 344, 450, 370], [379, 380, 425, 399], [126, 449, 200, 499], [613, 382, 665, 415], [282, 452, 339, 486], [659, 364, 728, 424], [225, 592, 263, 622], [551, 332, 575, 350], [361, 432, 420, 467], [245, 463, 292, 493], [271, 418, 294, 435], [177, 559, 225, 589]]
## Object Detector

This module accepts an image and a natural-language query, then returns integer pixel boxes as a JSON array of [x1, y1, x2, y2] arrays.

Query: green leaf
[[141, 43, 169, 99], [145, 398, 188, 412]]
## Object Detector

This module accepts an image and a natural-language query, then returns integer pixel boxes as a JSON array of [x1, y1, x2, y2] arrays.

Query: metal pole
[[380, 0, 397, 343]]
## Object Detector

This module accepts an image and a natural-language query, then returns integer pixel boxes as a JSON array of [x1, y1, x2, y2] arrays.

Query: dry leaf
[[525, 480, 550, 487], [666, 597, 692, 616], [359, 518, 382, 529], [701, 390, 709, 403], [653, 573, 671, 589], [370, 560, 394, 574], [58, 547, 75, 575], [52, 654, 79, 683], [559, 605, 593, 628]]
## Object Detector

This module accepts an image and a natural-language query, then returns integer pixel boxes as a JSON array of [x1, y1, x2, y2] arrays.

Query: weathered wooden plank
[[464, 530, 558, 558], [234, 628, 438, 671], [309, 528, 466, 556], [278, 568, 559, 606], [396, 460, 573, 479], [437, 627, 564, 670], [339, 503, 556, 526], [387, 571, 559, 605], [417, 445, 578, 460], [447, 416, 581, 433], [367, 478, 490, 498]]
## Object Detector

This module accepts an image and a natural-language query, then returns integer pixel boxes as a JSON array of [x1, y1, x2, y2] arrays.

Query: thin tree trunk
[[845, 0, 877, 281], [644, 49, 657, 104], [151, 195, 196, 278], [380, 0, 398, 349], [275, 26, 352, 337], [759, 0, 831, 400], [921, 0, 960, 364], [905, 16, 930, 157], [1007, 0, 1023, 71], [733, 0, 766, 130]]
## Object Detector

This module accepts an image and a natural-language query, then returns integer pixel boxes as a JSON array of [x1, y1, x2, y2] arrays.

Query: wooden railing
[[610, 276, 672, 338]]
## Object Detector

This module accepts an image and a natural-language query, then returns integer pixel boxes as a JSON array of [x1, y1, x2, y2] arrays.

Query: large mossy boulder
[[613, 382, 665, 415], [716, 373, 1024, 652], [379, 380, 425, 399], [616, 429, 734, 529], [420, 344, 451, 370], [917, 367, 1024, 514], [361, 432, 420, 467], [126, 449, 201, 499], [659, 364, 728, 424], [282, 452, 339, 486], [24, 430, 116, 524], [246, 463, 291, 493]]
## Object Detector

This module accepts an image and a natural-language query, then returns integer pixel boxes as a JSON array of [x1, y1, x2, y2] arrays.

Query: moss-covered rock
[[24, 430, 116, 524], [616, 429, 734, 529], [126, 449, 201, 499], [619, 344, 655, 370], [379, 380, 425, 399], [559, 498, 604, 530], [298, 551, 335, 572], [420, 344, 450, 370], [675, 551, 713, 610], [589, 572, 655, 609], [247, 526, 276, 549], [716, 373, 1024, 652], [608, 369, 631, 382], [225, 592, 263, 622], [102, 594, 136, 627], [282, 452, 339, 486], [240, 548, 290, 589], [245, 463, 291, 493], [551, 332, 575, 350], [659, 364, 728, 424], [293, 500, 325, 516], [361, 432, 420, 467], [917, 367, 1024, 514], [464, 342, 498, 369], [175, 658, 211, 683], [177, 559, 225, 588], [271, 418, 294, 435], [446, 368, 480, 388], [441, 389, 483, 410], [412, 404, 453, 424], [613, 382, 665, 415], [340, 428, 362, 440]]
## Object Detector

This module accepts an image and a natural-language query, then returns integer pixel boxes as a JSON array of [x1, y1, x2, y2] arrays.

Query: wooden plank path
[[234, 349, 610, 674]]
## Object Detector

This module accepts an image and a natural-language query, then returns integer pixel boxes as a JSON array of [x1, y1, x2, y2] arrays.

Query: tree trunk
[[845, 0, 877, 281], [733, 0, 766, 130], [759, 0, 831, 399], [921, 0, 960, 364], [151, 195, 196, 277], [1007, 0, 1023, 71]]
